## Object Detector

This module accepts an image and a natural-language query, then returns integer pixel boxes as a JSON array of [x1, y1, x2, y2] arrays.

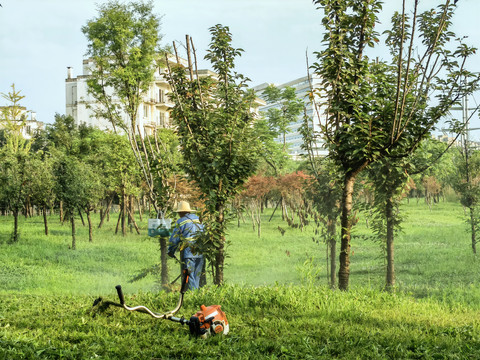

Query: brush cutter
[[93, 269, 229, 339]]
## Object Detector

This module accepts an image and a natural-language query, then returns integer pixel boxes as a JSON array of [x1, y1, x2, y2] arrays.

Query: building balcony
[[155, 100, 173, 110]]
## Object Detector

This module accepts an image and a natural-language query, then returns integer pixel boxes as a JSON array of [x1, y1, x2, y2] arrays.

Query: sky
[[1, 0, 479, 130]]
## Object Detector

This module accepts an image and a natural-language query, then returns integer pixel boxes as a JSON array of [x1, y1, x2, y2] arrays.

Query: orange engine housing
[[189, 304, 229, 338]]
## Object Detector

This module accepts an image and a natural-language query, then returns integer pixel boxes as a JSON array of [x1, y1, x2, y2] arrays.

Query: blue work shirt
[[168, 213, 204, 260]]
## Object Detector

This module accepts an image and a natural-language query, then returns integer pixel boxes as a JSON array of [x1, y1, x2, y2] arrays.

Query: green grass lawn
[[2, 200, 480, 359], [1, 286, 480, 359], [1, 200, 477, 298]]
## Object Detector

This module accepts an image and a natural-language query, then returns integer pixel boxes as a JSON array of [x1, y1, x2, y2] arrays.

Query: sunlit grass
[[1, 200, 479, 303], [0, 213, 165, 296], [2, 201, 480, 358], [1, 285, 480, 359]]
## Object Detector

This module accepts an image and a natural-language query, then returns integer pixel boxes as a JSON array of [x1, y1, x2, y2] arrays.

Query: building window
[[143, 105, 148, 118], [159, 89, 165, 103], [159, 112, 165, 127]]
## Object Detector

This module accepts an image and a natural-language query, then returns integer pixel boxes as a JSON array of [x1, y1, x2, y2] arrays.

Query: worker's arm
[[167, 224, 181, 257]]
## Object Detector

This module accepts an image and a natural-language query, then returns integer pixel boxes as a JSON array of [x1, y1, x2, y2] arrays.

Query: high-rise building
[[254, 76, 328, 159]]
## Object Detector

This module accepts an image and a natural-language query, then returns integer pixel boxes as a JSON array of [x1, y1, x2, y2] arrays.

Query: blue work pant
[[184, 257, 204, 290]]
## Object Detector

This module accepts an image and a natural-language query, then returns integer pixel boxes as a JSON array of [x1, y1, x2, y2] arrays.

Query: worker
[[168, 201, 204, 290]]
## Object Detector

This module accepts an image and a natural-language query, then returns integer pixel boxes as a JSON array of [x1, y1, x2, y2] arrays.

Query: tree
[[410, 139, 454, 204], [364, 138, 453, 290], [451, 146, 480, 254], [166, 25, 261, 285], [82, 0, 172, 212], [261, 85, 304, 152], [45, 114, 79, 156], [313, 0, 478, 290], [365, 157, 410, 290], [82, 0, 162, 134], [97, 132, 141, 237], [241, 174, 274, 237], [0, 149, 30, 242], [81, 0, 167, 203], [302, 125, 342, 287], [54, 155, 98, 250], [276, 171, 313, 230], [0, 84, 31, 242], [253, 117, 291, 177], [28, 153, 55, 236], [1, 84, 28, 153], [83, 1, 177, 285]]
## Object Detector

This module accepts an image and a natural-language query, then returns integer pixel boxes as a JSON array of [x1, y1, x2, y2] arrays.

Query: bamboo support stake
[[186, 35, 194, 81]]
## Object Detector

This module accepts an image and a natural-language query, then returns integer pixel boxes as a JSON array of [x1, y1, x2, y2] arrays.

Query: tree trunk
[[338, 171, 357, 291], [281, 196, 286, 221], [214, 204, 225, 285], [71, 214, 76, 250], [257, 214, 261, 238], [127, 206, 140, 235], [122, 191, 127, 236], [115, 210, 122, 235], [159, 237, 169, 286], [269, 200, 280, 222], [127, 196, 132, 232], [470, 207, 477, 255], [86, 208, 93, 243], [98, 196, 113, 229], [12, 209, 19, 243], [137, 197, 143, 222], [43, 205, 49, 236], [24, 197, 30, 219], [255, 204, 261, 237], [59, 201, 64, 224], [214, 239, 225, 285], [385, 196, 395, 290], [250, 208, 256, 231], [78, 208, 85, 226], [327, 217, 336, 289]]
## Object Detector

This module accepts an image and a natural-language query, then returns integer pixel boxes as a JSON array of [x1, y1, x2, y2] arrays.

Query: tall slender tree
[[313, 0, 478, 290], [451, 145, 480, 254], [83, 0, 176, 284], [166, 25, 261, 285], [82, 0, 162, 134], [261, 85, 304, 152], [0, 84, 31, 242], [54, 156, 92, 250]]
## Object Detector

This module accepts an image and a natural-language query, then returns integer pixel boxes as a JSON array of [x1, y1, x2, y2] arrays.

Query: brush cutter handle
[[115, 285, 125, 305], [109, 272, 188, 319]]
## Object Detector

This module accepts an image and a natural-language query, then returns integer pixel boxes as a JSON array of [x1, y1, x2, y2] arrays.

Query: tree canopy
[[166, 25, 261, 285], [312, 0, 479, 290]]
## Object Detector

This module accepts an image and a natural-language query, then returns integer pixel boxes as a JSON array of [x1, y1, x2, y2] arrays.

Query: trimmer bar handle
[[112, 269, 190, 319], [115, 285, 125, 305]]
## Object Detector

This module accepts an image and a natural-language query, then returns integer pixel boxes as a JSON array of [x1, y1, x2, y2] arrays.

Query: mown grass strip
[[1, 286, 480, 359]]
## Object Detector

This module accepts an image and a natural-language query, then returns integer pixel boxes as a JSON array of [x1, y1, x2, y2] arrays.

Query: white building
[[0, 106, 44, 140], [254, 75, 328, 159], [65, 58, 191, 136]]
